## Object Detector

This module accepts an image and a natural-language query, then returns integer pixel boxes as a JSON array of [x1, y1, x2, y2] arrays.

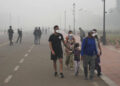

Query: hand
[[67, 47, 72, 51], [81, 56, 83, 61], [69, 51, 72, 53], [100, 51, 102, 55], [52, 50, 55, 55], [97, 53, 100, 57]]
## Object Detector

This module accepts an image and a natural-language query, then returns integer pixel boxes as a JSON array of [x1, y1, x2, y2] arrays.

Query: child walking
[[74, 43, 81, 76]]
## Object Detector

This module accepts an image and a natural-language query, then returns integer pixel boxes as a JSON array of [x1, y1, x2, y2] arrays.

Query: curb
[[80, 62, 118, 86]]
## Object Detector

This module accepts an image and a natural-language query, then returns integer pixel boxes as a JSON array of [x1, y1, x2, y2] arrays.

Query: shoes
[[60, 73, 64, 78], [97, 73, 102, 77], [89, 76, 93, 81], [75, 71, 79, 76], [75, 73, 78, 76], [54, 72, 58, 77]]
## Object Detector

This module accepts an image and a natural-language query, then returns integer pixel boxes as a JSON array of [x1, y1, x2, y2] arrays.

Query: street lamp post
[[103, 0, 106, 45], [73, 3, 76, 34], [9, 13, 12, 26], [64, 10, 66, 32]]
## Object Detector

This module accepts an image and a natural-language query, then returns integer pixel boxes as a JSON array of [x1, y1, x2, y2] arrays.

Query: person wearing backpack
[[92, 29, 102, 77], [81, 31, 99, 80]]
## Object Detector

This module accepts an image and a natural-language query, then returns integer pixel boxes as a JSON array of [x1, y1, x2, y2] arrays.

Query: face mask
[[92, 32, 98, 37], [68, 34, 73, 40], [56, 30, 59, 33], [77, 47, 80, 50], [69, 34, 73, 36], [92, 33, 96, 37]]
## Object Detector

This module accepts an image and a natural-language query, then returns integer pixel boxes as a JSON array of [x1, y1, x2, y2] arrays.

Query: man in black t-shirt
[[49, 25, 69, 78]]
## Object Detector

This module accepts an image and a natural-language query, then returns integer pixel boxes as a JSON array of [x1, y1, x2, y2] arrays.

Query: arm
[[94, 39, 98, 56], [49, 42, 55, 55], [63, 40, 70, 50], [98, 40, 102, 55], [81, 39, 85, 56], [81, 39, 85, 60], [73, 37, 76, 43], [64, 40, 69, 53], [61, 35, 71, 50]]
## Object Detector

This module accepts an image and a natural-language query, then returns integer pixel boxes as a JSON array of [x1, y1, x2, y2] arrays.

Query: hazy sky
[[0, 0, 116, 30]]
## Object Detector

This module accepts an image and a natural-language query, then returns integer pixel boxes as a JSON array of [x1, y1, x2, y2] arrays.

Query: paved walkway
[[1, 31, 119, 86], [71, 33, 120, 86], [0, 33, 109, 86], [101, 45, 120, 86]]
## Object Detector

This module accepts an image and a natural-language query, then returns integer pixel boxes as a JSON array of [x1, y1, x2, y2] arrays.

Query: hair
[[54, 25, 59, 30], [88, 31, 92, 36], [68, 30, 72, 34], [9, 26, 12, 28], [74, 43, 79, 49], [93, 29, 97, 32]]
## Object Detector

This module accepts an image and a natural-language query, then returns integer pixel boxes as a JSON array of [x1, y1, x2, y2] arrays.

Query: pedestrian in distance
[[38, 27, 42, 45], [16, 29, 22, 44], [8, 26, 14, 46], [48, 25, 71, 78], [45, 28, 47, 34], [79, 27, 85, 43], [33, 27, 38, 45], [81, 31, 99, 80]]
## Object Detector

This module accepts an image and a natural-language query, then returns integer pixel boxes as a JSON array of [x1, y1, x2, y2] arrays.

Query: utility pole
[[60, 16, 62, 29], [64, 10, 66, 32], [73, 3, 76, 34], [69, 25, 71, 31], [9, 13, 12, 26], [17, 16, 20, 28], [103, 0, 106, 45]]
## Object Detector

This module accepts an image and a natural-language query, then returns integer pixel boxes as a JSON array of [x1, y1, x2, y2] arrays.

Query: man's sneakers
[[60, 73, 64, 78], [75, 71, 79, 76], [97, 73, 102, 77], [54, 72, 64, 78], [54, 72, 58, 77]]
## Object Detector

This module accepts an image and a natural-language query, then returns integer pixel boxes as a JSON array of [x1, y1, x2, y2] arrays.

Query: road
[[0, 32, 109, 86]]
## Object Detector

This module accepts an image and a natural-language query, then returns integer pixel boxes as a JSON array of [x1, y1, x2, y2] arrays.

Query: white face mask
[[77, 47, 81, 50], [56, 30, 60, 33], [68, 34, 73, 40], [92, 32, 98, 37], [69, 34, 73, 36]]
